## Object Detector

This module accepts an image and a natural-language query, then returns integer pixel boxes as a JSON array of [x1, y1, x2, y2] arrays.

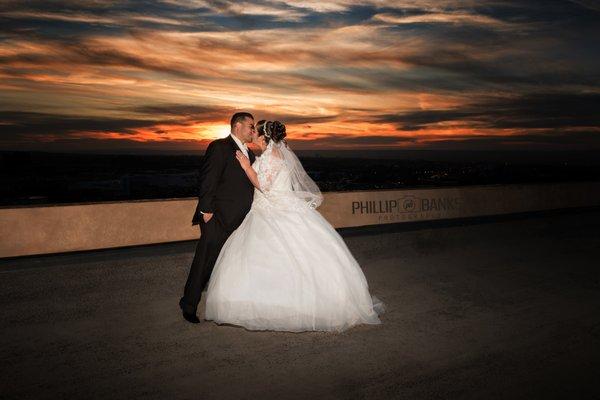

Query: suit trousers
[[180, 214, 230, 315]]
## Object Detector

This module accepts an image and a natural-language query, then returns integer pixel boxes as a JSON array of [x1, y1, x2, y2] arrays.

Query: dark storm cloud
[[376, 1, 599, 91], [0, 42, 203, 80], [376, 110, 477, 131], [0, 0, 216, 37], [254, 113, 339, 125], [128, 104, 338, 126], [0, 136, 212, 153], [419, 130, 600, 150], [568, 0, 600, 12], [0, 0, 376, 37], [290, 134, 417, 147], [331, 135, 416, 144], [473, 0, 600, 26], [380, 93, 600, 131], [0, 111, 164, 137], [130, 104, 231, 120]]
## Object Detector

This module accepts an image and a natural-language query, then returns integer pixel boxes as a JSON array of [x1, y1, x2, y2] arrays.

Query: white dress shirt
[[230, 133, 248, 157]]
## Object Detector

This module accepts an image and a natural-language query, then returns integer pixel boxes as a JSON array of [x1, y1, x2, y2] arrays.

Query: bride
[[204, 120, 385, 332]]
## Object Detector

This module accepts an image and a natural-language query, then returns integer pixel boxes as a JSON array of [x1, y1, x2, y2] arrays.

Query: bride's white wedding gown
[[204, 142, 385, 332]]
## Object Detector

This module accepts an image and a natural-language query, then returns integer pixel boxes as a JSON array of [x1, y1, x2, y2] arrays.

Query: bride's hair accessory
[[264, 121, 272, 139]]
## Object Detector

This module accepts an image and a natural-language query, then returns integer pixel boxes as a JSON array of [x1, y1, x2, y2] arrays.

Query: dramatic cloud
[[378, 93, 600, 131], [0, 0, 598, 151]]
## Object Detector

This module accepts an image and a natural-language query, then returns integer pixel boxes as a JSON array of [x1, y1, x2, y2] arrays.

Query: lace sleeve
[[257, 146, 284, 192]]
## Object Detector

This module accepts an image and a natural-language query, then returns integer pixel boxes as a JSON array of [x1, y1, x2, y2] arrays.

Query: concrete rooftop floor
[[1, 208, 600, 400]]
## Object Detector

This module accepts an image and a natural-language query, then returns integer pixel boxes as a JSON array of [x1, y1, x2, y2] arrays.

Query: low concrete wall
[[319, 181, 600, 228], [1, 182, 599, 258]]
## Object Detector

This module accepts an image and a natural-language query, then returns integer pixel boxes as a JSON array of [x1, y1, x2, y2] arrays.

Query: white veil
[[268, 140, 323, 209]]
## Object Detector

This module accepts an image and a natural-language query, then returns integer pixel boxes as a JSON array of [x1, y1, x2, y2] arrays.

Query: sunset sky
[[1, 0, 598, 152]]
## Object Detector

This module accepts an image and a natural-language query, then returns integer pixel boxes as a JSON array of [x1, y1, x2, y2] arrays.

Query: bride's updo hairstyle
[[257, 120, 286, 144]]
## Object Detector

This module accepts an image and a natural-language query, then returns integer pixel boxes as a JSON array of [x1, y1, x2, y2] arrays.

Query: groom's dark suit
[[180, 135, 255, 315]]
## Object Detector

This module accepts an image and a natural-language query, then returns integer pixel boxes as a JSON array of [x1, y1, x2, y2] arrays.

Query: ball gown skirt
[[204, 191, 385, 333]]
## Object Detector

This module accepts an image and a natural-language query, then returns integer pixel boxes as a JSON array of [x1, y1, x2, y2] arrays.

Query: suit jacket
[[192, 135, 256, 232]]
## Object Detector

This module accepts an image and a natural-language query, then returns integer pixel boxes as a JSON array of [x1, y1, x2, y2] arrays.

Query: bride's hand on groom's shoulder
[[235, 150, 251, 170]]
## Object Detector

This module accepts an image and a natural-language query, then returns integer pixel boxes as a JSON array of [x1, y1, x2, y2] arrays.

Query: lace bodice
[[251, 150, 312, 212], [248, 141, 322, 212], [253, 151, 289, 191]]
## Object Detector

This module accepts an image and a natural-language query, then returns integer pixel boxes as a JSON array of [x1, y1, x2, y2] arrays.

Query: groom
[[179, 112, 256, 323]]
